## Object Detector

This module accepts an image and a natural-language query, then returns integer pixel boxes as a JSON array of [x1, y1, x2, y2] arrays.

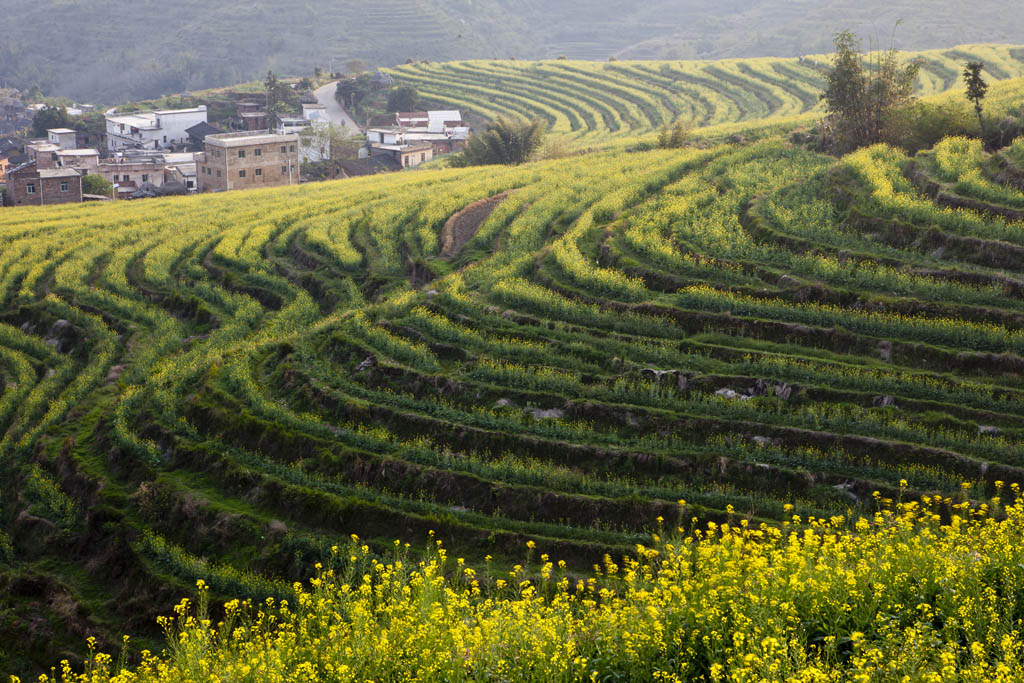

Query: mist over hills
[[3, 0, 1024, 102]]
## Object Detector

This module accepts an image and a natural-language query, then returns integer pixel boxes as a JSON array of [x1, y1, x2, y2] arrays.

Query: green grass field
[[4, 46, 1024, 681]]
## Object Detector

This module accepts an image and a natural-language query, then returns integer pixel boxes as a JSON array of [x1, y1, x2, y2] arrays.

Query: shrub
[[453, 117, 546, 166], [81, 173, 113, 197]]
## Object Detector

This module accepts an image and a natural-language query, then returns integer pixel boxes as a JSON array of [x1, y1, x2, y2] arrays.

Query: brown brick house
[[196, 130, 300, 192], [5, 161, 82, 206]]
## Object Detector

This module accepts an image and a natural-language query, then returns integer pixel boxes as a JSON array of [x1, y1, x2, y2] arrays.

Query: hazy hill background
[[3, 0, 1024, 104]]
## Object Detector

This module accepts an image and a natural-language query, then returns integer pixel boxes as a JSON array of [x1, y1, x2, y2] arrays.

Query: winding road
[[314, 81, 361, 134]]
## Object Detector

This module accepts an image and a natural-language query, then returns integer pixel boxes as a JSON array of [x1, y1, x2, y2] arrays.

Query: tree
[[656, 120, 690, 148], [455, 117, 546, 166], [963, 61, 989, 139], [30, 105, 72, 137], [387, 86, 419, 113], [346, 59, 367, 74], [264, 70, 284, 127], [263, 70, 294, 127], [81, 173, 113, 197], [314, 66, 324, 80], [298, 121, 358, 161], [335, 73, 373, 114], [821, 30, 921, 151]]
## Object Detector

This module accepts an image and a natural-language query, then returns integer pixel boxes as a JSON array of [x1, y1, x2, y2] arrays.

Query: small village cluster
[[0, 75, 468, 208]]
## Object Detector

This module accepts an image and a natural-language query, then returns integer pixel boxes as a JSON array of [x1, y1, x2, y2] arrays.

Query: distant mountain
[[2, 0, 1024, 102]]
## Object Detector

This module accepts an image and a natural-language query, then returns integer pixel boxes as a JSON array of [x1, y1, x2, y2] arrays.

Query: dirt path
[[441, 191, 512, 257]]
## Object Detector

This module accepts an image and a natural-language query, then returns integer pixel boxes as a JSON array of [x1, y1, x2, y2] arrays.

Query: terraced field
[[387, 45, 1024, 143], [7, 112, 1024, 674]]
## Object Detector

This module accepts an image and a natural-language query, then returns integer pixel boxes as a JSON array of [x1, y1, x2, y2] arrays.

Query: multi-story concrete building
[[105, 106, 207, 151], [196, 130, 300, 193], [24, 141, 61, 168], [55, 148, 100, 174], [47, 128, 78, 149], [5, 161, 82, 206], [98, 152, 170, 198]]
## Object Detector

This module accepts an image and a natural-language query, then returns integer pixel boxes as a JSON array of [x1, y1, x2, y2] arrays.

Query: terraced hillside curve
[[6, 131, 1024, 674], [386, 44, 1024, 143]]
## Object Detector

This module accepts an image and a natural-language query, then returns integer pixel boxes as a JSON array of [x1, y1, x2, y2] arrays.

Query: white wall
[[153, 108, 208, 147]]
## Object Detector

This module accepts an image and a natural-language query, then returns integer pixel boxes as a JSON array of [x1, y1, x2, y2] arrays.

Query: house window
[[216, 170, 221, 177], [255, 168, 262, 176], [60, 182, 69, 192], [239, 170, 246, 178], [238, 150, 245, 158], [26, 183, 35, 194], [163, 135, 167, 143], [280, 146, 287, 153], [254, 148, 262, 157], [290, 145, 296, 152], [281, 166, 287, 174], [420, 153, 426, 162], [142, 174, 149, 182], [122, 175, 130, 182]]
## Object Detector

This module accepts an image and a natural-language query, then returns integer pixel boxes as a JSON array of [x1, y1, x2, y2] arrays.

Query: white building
[[47, 128, 77, 149], [365, 110, 468, 158], [301, 103, 328, 122], [105, 106, 208, 151]]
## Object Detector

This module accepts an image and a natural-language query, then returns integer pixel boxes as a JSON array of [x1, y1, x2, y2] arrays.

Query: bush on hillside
[[882, 100, 978, 155], [657, 120, 690, 149], [386, 86, 419, 113], [81, 174, 113, 197], [451, 117, 546, 166]]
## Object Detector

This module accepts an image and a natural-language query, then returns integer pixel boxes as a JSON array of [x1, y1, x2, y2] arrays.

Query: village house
[[240, 111, 269, 131], [105, 106, 208, 151], [370, 140, 434, 168], [98, 152, 171, 198], [47, 128, 78, 149], [301, 103, 327, 122], [15, 129, 102, 177], [55, 149, 100, 174], [164, 152, 198, 192], [1, 139, 27, 184], [185, 122, 222, 151], [233, 102, 269, 131], [365, 110, 469, 159], [5, 160, 82, 206], [24, 141, 61, 168], [196, 130, 300, 192]]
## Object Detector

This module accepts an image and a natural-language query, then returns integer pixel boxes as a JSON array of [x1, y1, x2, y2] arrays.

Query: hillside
[[3, 56, 1024, 675], [3, 0, 1024, 101], [387, 45, 1024, 144]]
